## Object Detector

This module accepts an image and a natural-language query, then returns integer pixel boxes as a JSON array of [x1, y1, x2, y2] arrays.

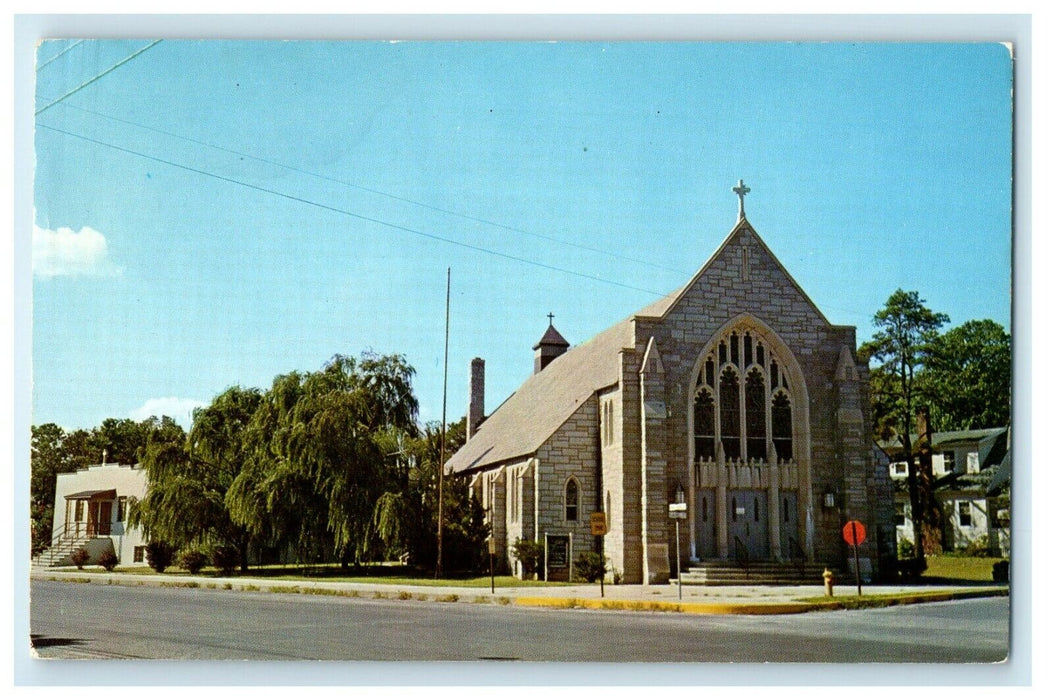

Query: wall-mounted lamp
[[823, 492, 836, 509], [675, 482, 685, 505]]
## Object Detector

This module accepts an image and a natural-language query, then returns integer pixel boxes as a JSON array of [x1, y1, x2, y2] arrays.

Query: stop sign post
[[842, 520, 867, 596]]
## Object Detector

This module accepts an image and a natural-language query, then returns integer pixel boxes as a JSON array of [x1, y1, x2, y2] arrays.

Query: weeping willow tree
[[128, 386, 262, 571], [226, 352, 420, 569]]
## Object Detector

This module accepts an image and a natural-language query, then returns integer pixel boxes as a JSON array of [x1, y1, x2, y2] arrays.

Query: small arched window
[[565, 478, 579, 522]]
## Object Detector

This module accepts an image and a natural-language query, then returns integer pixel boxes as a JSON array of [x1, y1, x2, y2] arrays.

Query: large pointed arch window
[[693, 326, 797, 463]]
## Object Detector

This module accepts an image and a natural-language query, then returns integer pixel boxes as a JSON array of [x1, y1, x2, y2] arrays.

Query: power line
[[38, 123, 668, 297], [35, 40, 162, 116], [36, 40, 85, 72], [38, 97, 688, 276]]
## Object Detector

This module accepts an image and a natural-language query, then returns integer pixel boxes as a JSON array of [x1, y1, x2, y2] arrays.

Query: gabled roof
[[447, 319, 632, 474], [635, 217, 832, 326], [879, 427, 1008, 457]]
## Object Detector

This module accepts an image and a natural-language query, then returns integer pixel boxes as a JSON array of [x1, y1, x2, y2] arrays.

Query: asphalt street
[[28, 578, 1010, 664]]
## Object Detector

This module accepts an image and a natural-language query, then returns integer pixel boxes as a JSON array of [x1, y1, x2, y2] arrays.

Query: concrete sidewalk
[[32, 568, 1008, 615]]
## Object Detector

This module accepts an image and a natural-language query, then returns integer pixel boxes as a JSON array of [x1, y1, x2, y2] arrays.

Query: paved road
[[29, 579, 1008, 662]]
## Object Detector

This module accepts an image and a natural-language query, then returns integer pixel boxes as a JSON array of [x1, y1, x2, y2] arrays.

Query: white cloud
[[32, 224, 121, 279], [129, 397, 207, 429]]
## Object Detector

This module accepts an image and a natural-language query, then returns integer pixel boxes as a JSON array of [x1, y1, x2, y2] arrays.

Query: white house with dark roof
[[888, 427, 1010, 556], [447, 184, 896, 584]]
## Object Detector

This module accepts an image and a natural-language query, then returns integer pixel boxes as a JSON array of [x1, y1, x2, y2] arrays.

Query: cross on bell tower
[[732, 179, 750, 221]]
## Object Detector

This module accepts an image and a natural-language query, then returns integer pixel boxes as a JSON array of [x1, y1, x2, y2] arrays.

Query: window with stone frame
[[695, 327, 795, 463], [564, 478, 580, 522]]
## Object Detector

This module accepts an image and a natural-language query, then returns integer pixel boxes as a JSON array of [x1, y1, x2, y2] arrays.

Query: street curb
[[513, 587, 1009, 615], [33, 570, 1007, 616]]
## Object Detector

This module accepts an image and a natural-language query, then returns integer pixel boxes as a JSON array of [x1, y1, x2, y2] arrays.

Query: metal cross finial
[[547, 312, 555, 325], [732, 179, 750, 220]]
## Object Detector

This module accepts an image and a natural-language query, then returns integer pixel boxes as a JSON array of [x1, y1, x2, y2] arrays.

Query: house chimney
[[533, 314, 570, 374], [468, 357, 485, 440]]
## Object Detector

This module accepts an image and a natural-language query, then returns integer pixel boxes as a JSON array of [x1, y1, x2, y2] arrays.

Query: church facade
[[446, 186, 896, 584]]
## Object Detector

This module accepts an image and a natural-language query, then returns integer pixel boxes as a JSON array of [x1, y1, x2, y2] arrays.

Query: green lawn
[[920, 555, 1006, 584]]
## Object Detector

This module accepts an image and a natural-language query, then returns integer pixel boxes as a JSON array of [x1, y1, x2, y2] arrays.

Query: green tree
[[129, 389, 255, 570], [31, 423, 71, 554], [228, 353, 420, 568], [923, 319, 1011, 431], [861, 289, 949, 559]]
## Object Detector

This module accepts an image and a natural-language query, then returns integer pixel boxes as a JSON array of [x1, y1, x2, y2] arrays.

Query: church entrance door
[[695, 488, 717, 559], [727, 490, 770, 560]]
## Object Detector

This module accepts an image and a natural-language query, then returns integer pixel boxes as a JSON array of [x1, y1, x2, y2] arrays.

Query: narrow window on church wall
[[772, 392, 793, 461], [770, 359, 779, 388], [694, 389, 715, 461], [565, 479, 579, 522], [719, 341, 727, 367], [756, 343, 764, 367], [730, 333, 739, 367], [731, 497, 738, 522], [705, 358, 714, 388], [745, 369, 766, 460], [720, 367, 741, 459], [744, 333, 753, 366]]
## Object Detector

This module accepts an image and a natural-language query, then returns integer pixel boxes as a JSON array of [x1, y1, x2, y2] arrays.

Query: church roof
[[447, 319, 632, 473]]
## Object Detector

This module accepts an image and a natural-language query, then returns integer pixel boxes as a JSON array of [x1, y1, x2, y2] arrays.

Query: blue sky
[[31, 40, 1013, 431]]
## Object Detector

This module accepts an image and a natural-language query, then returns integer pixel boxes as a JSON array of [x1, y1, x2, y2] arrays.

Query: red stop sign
[[842, 520, 867, 546]]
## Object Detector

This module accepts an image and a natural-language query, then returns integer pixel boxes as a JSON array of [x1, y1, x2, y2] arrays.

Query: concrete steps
[[675, 561, 835, 586], [32, 535, 92, 568]]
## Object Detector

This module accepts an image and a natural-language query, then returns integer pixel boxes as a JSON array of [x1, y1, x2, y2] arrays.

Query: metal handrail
[[734, 535, 750, 579]]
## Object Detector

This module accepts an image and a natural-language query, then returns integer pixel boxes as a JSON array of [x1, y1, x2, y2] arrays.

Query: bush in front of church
[[573, 552, 607, 583], [511, 539, 544, 578]]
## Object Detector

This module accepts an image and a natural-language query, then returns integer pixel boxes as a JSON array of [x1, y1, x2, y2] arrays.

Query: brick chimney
[[468, 357, 485, 440]]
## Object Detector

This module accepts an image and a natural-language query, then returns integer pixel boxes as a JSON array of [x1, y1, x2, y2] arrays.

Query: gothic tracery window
[[694, 325, 796, 463]]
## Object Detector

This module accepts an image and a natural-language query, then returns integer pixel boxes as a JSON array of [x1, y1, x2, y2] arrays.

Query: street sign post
[[842, 520, 867, 596], [589, 512, 608, 597], [669, 501, 687, 600]]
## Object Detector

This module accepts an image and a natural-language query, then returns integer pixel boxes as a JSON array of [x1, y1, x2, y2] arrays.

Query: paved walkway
[[32, 567, 1008, 614]]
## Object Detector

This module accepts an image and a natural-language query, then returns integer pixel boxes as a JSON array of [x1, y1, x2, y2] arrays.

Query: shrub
[[145, 542, 175, 573], [992, 560, 1010, 583], [98, 551, 119, 571], [211, 546, 239, 576], [960, 536, 991, 558], [573, 552, 607, 583], [897, 557, 927, 582], [179, 550, 209, 575], [70, 547, 90, 570], [511, 539, 544, 577], [897, 538, 915, 560]]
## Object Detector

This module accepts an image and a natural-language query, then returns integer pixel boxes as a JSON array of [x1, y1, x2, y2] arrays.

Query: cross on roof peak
[[547, 312, 555, 325], [732, 179, 750, 221]]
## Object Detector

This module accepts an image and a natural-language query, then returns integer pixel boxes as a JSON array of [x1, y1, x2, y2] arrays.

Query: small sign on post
[[842, 520, 867, 597], [590, 512, 608, 536], [669, 500, 687, 600]]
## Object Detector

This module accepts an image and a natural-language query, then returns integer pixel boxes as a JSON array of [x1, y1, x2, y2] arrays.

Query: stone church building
[[447, 184, 895, 584]]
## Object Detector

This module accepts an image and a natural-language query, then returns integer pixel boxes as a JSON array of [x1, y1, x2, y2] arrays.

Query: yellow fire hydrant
[[823, 568, 835, 597]]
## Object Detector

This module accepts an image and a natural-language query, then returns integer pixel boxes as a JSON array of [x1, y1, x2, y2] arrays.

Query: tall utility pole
[[435, 267, 450, 578]]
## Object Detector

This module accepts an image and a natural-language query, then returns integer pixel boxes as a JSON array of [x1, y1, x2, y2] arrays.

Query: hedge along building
[[446, 183, 896, 584]]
